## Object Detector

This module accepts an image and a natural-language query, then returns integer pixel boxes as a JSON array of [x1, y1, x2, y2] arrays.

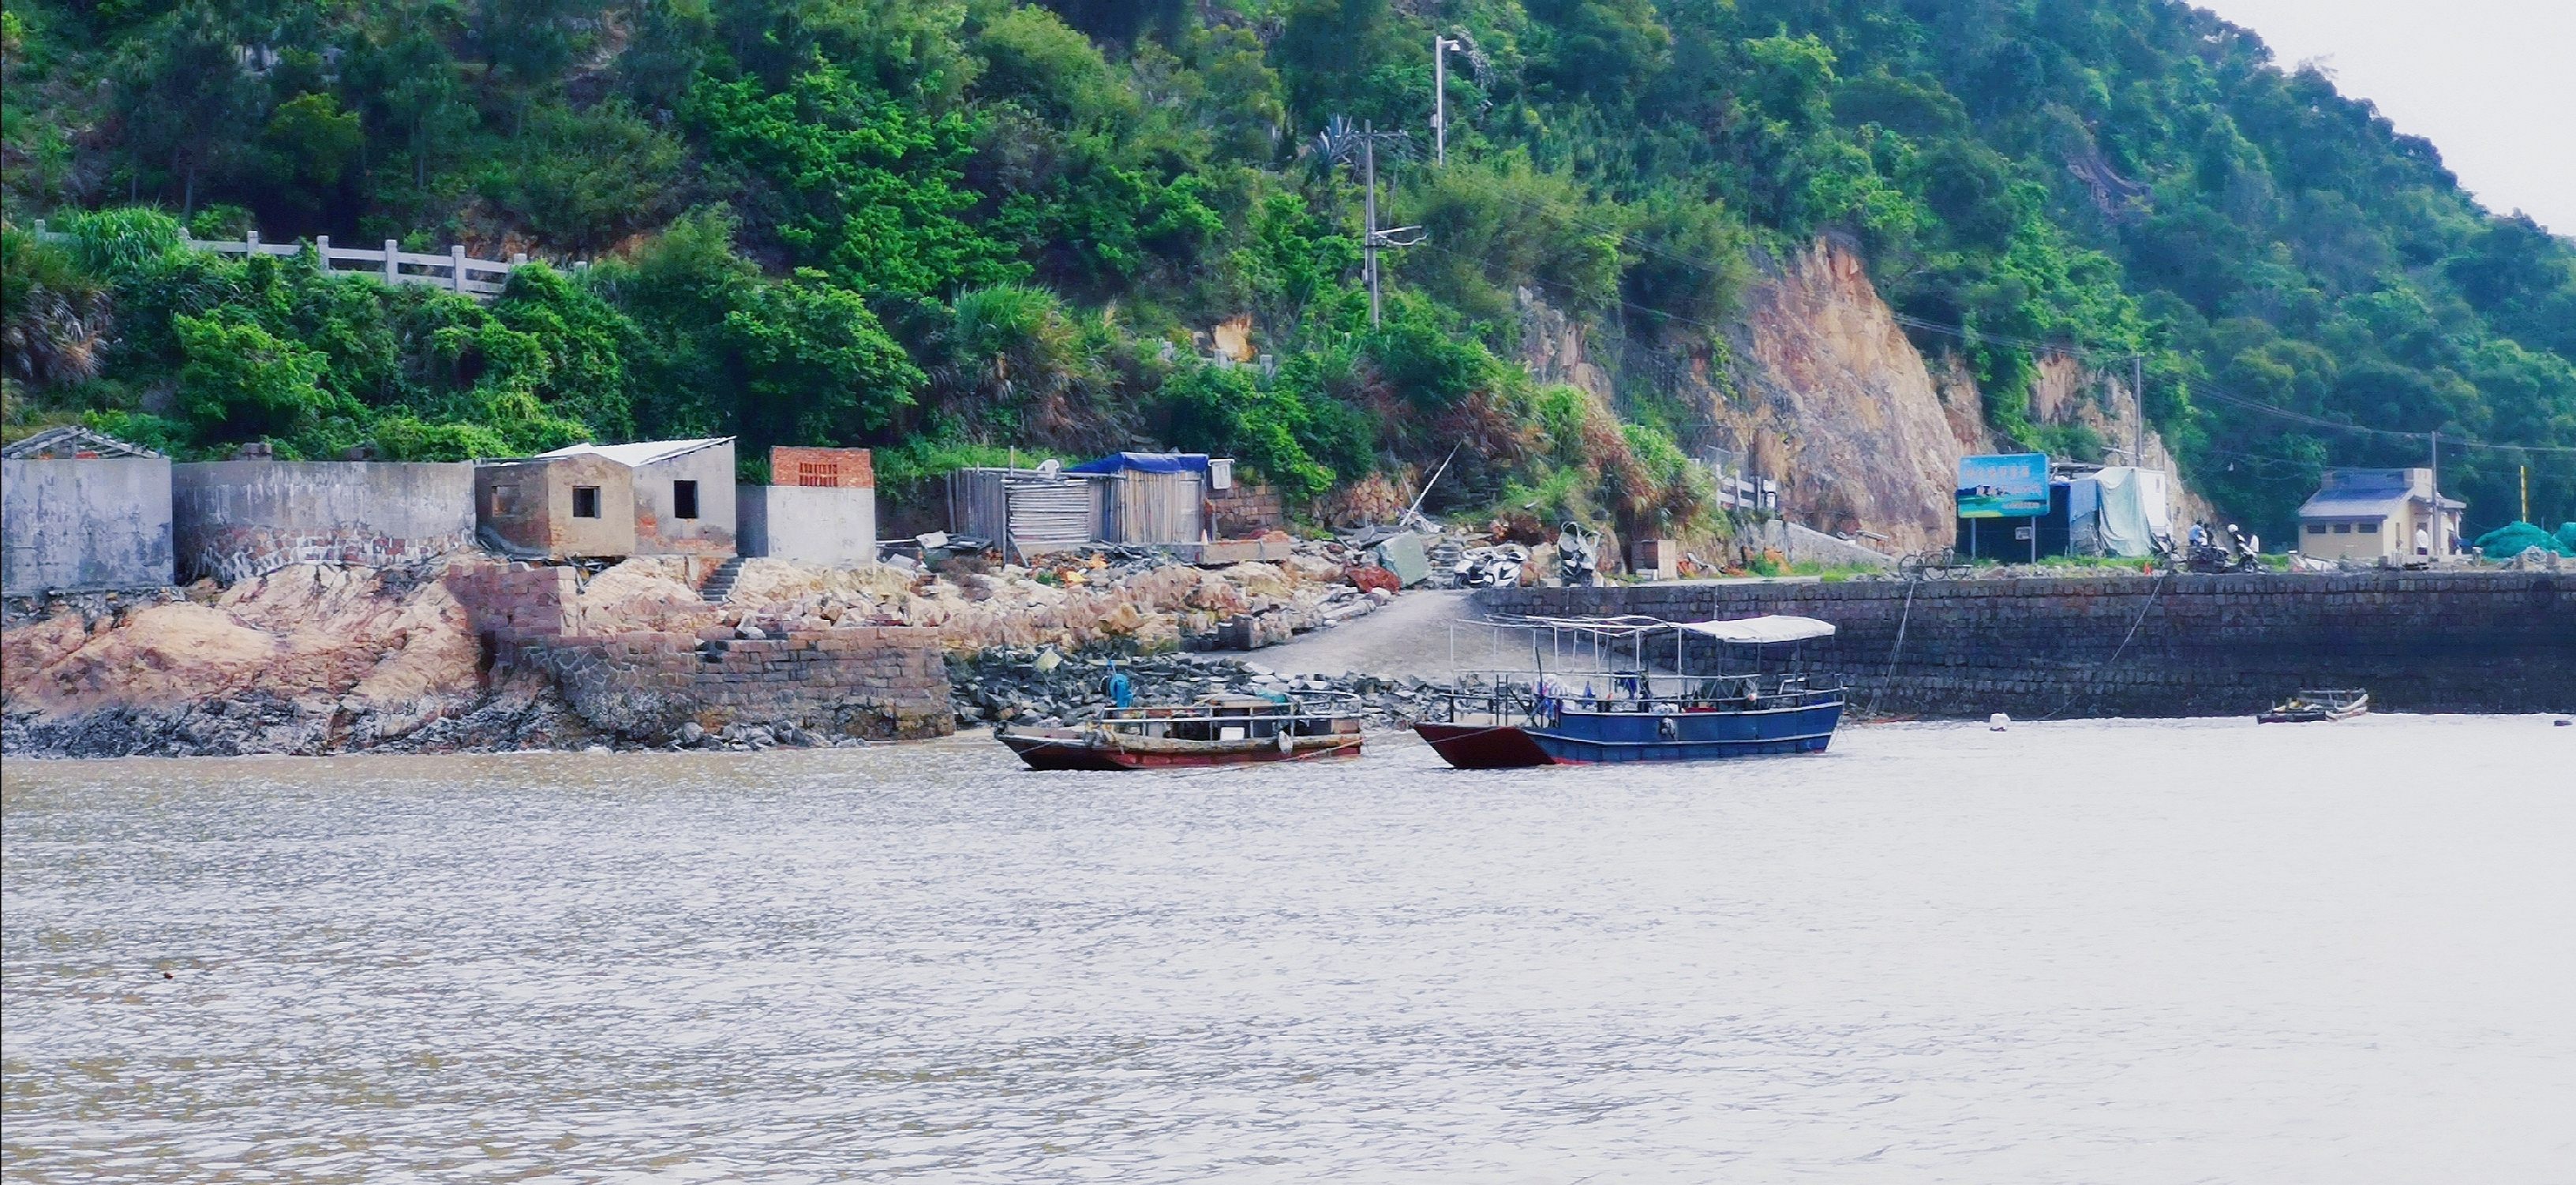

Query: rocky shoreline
[[0, 544, 1438, 761], [0, 643, 1448, 760]]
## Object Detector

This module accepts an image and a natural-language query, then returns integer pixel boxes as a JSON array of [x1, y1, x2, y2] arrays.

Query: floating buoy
[[1989, 712, 2010, 731]]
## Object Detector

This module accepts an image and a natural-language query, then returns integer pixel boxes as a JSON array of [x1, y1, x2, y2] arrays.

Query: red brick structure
[[771, 446, 873, 488]]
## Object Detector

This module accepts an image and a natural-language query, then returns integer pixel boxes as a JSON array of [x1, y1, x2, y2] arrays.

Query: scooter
[[1557, 523, 1601, 587]]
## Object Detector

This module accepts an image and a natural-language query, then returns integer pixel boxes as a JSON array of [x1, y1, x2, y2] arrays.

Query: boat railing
[[1068, 690, 1365, 741], [1433, 670, 1845, 726]]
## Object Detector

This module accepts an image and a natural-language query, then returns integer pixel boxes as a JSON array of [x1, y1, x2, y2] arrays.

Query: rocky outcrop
[[1721, 242, 1969, 552], [1514, 238, 2204, 555]]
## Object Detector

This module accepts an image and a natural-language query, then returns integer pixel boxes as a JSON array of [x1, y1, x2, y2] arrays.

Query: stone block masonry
[[528, 626, 952, 742], [445, 561, 580, 645], [445, 559, 951, 741], [1483, 570, 2575, 717]]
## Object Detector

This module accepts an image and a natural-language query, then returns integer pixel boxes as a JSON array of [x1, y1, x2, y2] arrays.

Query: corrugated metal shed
[[947, 467, 1106, 559], [1104, 469, 1205, 545], [1008, 477, 1095, 555]]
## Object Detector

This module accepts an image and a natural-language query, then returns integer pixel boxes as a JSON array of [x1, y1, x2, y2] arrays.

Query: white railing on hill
[[28, 219, 575, 301]]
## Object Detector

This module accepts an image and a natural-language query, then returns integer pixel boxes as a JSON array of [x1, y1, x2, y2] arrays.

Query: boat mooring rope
[[2039, 571, 2169, 721], [1865, 576, 1921, 719]]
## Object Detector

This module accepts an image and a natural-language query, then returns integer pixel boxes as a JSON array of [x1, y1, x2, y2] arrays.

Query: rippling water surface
[[5, 716, 2571, 1182]]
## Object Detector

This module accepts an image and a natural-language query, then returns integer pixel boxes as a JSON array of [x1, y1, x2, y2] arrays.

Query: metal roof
[[2297, 493, 2409, 519], [2, 425, 163, 459], [2298, 491, 2466, 518], [536, 437, 732, 467]]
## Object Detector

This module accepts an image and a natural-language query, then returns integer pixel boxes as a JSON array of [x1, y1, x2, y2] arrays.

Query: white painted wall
[[739, 484, 876, 566]]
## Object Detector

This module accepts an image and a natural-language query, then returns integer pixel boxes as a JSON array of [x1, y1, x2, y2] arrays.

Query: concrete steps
[[698, 556, 745, 604]]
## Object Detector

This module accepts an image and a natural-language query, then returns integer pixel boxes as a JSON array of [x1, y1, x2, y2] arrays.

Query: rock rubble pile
[[951, 647, 1447, 732]]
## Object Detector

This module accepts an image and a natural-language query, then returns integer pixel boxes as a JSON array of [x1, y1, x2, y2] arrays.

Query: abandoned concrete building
[[476, 438, 736, 560]]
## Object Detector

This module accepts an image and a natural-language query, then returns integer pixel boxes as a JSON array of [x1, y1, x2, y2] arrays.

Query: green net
[[2474, 521, 2575, 558]]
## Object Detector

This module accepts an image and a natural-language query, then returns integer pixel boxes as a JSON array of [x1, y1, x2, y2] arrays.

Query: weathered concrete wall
[[739, 484, 876, 566], [1484, 571, 2576, 716], [1, 457, 174, 594], [174, 461, 475, 583], [526, 626, 950, 741], [635, 444, 736, 556]]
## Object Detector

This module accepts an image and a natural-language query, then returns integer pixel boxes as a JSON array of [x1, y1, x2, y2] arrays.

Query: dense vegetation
[[3, 0, 2570, 539]]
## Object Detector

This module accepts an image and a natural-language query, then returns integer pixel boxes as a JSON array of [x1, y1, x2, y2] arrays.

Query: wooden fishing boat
[[2257, 688, 2368, 723], [1414, 614, 1847, 768], [998, 691, 1365, 770]]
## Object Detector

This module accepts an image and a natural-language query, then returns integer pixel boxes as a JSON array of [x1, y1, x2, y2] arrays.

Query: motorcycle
[[1557, 523, 1601, 587], [2183, 523, 2260, 574]]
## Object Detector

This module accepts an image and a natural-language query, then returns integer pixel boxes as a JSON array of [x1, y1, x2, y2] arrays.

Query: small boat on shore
[[998, 691, 1366, 770], [2258, 688, 2368, 723], [1414, 614, 1847, 768]]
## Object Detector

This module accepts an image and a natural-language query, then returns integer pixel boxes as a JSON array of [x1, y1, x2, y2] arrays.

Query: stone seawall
[[447, 559, 953, 743], [1481, 571, 2575, 717], [518, 627, 952, 742]]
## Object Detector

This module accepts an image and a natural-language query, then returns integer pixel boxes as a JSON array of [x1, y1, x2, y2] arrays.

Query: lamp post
[[1433, 36, 1464, 166]]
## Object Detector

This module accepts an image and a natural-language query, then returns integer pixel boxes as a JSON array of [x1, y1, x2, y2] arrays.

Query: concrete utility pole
[[1317, 118, 1422, 327], [2132, 353, 2145, 469], [2429, 428, 2441, 552]]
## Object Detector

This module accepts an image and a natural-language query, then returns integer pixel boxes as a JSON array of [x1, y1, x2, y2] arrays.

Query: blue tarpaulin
[[1065, 451, 1210, 475]]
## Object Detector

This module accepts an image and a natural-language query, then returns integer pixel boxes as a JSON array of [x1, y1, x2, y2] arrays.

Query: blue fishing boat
[[1414, 614, 1846, 768]]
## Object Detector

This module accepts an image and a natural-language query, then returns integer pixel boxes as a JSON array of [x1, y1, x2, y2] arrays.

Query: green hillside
[[4, 0, 2570, 539]]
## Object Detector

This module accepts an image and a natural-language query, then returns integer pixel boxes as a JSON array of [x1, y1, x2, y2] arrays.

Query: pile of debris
[[949, 645, 1449, 731]]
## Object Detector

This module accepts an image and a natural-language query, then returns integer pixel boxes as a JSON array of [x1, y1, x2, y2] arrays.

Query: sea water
[[3, 716, 2570, 1182]]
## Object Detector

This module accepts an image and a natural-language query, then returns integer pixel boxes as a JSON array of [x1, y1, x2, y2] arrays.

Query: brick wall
[[772, 445, 874, 488], [1483, 570, 2575, 716], [446, 561, 579, 644], [530, 626, 951, 741]]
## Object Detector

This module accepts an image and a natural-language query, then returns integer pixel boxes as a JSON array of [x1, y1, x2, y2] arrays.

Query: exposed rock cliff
[[1518, 238, 2201, 553]]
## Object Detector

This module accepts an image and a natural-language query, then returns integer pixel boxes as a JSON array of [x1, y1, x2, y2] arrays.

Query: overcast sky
[[2192, 0, 2575, 236]]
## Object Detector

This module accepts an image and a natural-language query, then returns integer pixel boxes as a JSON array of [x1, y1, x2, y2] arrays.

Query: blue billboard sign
[[1956, 452, 2050, 518]]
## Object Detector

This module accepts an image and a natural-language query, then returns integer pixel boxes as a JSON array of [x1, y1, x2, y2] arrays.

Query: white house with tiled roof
[[2295, 468, 2463, 563]]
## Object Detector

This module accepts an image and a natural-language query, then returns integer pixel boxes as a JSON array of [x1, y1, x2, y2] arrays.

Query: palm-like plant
[[1, 226, 115, 389]]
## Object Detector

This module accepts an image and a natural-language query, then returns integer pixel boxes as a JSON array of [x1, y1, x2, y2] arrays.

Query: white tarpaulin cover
[[1681, 615, 1837, 643], [2087, 466, 2172, 557]]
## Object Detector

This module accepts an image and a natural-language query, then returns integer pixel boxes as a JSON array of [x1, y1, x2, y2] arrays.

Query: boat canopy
[[1489, 612, 1836, 643], [1679, 615, 1837, 644]]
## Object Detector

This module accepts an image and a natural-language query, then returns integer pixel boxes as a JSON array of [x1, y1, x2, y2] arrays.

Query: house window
[[2308, 523, 2327, 535], [572, 486, 601, 518], [2357, 521, 2377, 534], [674, 480, 699, 520], [2332, 522, 2350, 534]]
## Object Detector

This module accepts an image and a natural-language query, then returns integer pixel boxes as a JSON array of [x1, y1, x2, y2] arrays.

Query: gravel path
[[1251, 589, 1481, 681]]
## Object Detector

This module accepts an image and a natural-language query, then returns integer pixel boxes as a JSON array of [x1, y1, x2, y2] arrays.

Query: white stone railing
[[29, 219, 564, 300]]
